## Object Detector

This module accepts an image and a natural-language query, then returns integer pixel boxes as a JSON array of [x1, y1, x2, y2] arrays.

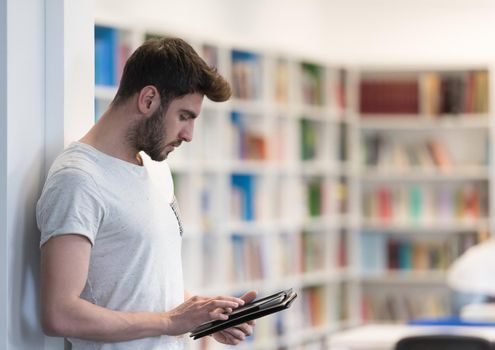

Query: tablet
[[189, 288, 297, 340]]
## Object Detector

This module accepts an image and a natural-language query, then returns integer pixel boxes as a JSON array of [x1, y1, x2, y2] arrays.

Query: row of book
[[360, 232, 480, 272], [300, 119, 348, 162], [363, 136, 459, 170], [362, 184, 487, 224], [228, 113, 348, 163], [361, 290, 449, 322], [420, 71, 490, 116], [230, 174, 349, 222], [228, 230, 348, 283], [300, 65, 348, 111], [95, 28, 347, 110], [174, 173, 349, 226], [359, 70, 489, 115]]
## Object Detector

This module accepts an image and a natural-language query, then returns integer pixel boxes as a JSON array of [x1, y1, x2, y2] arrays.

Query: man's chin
[[157, 150, 173, 162], [146, 150, 168, 162]]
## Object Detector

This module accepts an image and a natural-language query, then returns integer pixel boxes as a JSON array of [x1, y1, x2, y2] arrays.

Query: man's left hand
[[212, 290, 257, 345]]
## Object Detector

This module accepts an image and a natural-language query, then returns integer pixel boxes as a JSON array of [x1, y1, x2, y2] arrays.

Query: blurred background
[[93, 1, 495, 349], [3, 1, 495, 349]]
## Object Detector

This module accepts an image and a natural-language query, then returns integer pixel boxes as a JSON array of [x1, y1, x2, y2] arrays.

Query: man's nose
[[179, 120, 194, 142]]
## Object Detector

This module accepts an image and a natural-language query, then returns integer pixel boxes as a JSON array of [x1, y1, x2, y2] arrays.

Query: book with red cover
[[360, 79, 419, 115]]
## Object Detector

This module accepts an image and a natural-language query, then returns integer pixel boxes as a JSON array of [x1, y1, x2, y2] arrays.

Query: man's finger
[[208, 299, 241, 310], [222, 327, 246, 340], [238, 290, 257, 303], [232, 322, 253, 336]]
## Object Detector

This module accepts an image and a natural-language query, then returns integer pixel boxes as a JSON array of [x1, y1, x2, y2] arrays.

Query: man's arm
[[41, 234, 244, 342]]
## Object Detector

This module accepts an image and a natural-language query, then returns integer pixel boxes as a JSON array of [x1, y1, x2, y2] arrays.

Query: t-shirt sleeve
[[37, 167, 106, 247]]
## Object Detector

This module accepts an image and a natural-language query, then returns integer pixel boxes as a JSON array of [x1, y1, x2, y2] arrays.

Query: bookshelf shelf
[[359, 115, 490, 130], [360, 167, 490, 181], [361, 270, 447, 284], [360, 219, 490, 233]]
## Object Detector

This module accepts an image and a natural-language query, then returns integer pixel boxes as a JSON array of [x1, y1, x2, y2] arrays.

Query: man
[[37, 37, 256, 350]]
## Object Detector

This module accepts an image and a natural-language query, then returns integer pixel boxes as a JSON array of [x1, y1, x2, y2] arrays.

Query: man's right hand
[[162, 295, 245, 335]]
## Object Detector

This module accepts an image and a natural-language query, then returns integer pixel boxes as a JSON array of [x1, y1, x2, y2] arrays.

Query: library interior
[[3, 0, 495, 350]]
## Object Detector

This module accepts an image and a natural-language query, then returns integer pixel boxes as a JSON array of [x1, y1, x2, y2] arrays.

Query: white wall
[[94, 0, 495, 64], [1, 0, 94, 349], [0, 0, 7, 347], [4, 0, 46, 348]]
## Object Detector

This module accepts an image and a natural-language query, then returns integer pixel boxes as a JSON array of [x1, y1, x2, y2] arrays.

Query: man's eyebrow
[[180, 109, 198, 119]]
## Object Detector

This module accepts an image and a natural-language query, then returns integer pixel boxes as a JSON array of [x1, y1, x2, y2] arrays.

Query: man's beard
[[127, 105, 168, 162]]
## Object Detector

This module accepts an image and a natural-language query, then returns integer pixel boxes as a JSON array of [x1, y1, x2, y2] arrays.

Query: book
[[420, 72, 442, 116], [359, 79, 419, 115], [426, 139, 452, 171], [275, 59, 290, 104], [94, 26, 117, 86], [231, 174, 256, 221], [300, 118, 318, 161], [440, 73, 466, 114], [231, 50, 262, 100], [300, 62, 324, 106]]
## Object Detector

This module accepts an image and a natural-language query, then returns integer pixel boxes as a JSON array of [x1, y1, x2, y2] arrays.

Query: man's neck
[[79, 107, 142, 166]]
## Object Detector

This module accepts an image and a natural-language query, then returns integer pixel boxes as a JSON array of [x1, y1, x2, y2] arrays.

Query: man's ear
[[137, 86, 161, 116]]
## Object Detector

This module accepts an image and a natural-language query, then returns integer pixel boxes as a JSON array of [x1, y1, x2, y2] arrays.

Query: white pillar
[[45, 0, 95, 169], [0, 0, 7, 347], [1, 0, 94, 349]]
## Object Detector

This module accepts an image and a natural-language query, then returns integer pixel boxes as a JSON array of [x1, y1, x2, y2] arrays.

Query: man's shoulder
[[47, 142, 102, 181]]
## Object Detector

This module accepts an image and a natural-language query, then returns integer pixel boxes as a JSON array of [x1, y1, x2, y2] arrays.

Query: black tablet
[[189, 288, 297, 340]]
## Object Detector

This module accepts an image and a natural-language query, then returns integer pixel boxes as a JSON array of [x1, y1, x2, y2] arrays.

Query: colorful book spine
[[231, 174, 256, 221], [300, 62, 324, 106], [94, 26, 117, 86], [230, 112, 267, 161], [231, 50, 262, 100], [300, 118, 318, 161]]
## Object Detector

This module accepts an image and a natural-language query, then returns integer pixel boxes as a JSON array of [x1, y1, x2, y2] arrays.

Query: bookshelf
[[93, 20, 494, 348], [94, 22, 351, 350], [351, 67, 492, 323]]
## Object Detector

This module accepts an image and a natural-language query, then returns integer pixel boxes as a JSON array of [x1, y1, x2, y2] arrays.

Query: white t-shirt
[[37, 142, 185, 350]]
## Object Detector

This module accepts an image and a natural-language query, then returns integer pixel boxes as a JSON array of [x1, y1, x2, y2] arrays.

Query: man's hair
[[112, 37, 231, 107]]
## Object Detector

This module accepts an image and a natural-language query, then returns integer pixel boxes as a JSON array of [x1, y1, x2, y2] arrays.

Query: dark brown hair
[[112, 37, 231, 107]]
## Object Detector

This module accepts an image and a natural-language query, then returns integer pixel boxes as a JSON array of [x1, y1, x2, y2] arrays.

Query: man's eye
[[179, 114, 188, 121]]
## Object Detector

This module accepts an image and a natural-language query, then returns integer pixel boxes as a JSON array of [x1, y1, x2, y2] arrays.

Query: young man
[[37, 37, 256, 350]]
